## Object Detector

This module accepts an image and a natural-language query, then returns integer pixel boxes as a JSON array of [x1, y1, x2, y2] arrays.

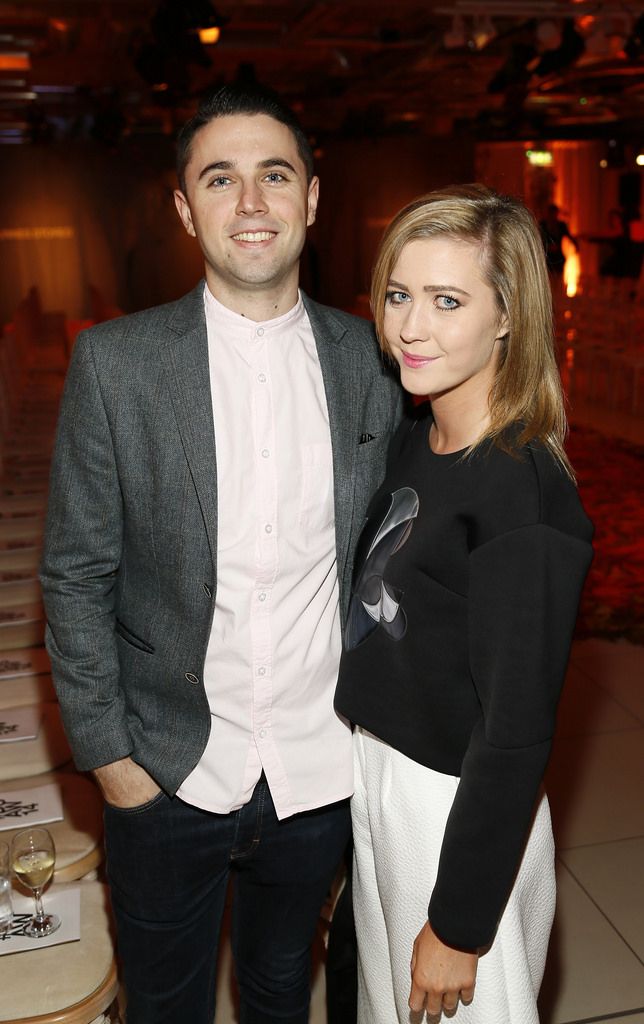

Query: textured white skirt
[[352, 727, 556, 1024]]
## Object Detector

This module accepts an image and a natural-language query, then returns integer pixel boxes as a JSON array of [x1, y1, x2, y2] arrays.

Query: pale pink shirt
[[176, 285, 352, 819]]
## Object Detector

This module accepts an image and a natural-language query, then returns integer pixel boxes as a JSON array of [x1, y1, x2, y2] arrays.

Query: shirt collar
[[203, 283, 306, 337]]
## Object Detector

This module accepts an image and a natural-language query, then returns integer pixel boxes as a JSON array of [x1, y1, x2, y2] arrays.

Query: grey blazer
[[40, 282, 403, 793]]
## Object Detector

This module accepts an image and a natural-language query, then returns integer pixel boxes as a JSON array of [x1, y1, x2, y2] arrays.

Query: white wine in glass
[[11, 827, 60, 938]]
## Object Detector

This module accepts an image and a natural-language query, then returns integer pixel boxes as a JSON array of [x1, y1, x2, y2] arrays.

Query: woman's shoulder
[[477, 432, 592, 543]]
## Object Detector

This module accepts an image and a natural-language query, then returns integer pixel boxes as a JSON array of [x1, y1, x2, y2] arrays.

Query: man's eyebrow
[[197, 157, 298, 182], [257, 158, 298, 174], [197, 160, 233, 181]]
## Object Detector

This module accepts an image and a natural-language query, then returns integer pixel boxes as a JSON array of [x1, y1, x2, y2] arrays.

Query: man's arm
[[40, 330, 136, 775], [93, 757, 161, 807]]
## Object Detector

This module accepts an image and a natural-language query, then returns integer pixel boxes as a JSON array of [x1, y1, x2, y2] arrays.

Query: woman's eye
[[436, 294, 460, 310], [386, 290, 410, 306]]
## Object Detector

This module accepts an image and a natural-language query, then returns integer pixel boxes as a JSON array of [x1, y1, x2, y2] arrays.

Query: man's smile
[[231, 230, 277, 242]]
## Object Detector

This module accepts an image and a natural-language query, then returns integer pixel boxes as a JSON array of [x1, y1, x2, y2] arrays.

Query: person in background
[[335, 184, 593, 1023], [40, 82, 401, 1024], [540, 202, 579, 276]]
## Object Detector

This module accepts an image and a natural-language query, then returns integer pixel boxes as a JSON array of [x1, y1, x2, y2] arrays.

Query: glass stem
[[32, 887, 45, 922]]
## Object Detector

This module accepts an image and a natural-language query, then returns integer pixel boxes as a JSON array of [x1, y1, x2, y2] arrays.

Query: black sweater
[[335, 406, 593, 950]]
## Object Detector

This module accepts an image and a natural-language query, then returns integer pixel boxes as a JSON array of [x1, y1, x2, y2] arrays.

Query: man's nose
[[236, 180, 268, 216]]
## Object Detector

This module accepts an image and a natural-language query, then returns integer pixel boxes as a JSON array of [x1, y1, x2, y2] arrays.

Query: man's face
[[174, 113, 318, 313]]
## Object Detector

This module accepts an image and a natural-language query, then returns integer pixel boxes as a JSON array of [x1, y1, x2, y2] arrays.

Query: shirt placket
[[249, 325, 278, 762]]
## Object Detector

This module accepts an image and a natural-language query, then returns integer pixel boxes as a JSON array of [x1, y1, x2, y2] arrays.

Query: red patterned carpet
[[566, 425, 644, 644]]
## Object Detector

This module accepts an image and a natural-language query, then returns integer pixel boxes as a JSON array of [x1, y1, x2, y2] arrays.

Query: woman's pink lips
[[402, 352, 439, 368]]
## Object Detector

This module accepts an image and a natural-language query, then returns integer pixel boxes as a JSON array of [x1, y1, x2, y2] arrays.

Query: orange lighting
[[0, 54, 30, 71], [198, 26, 220, 45], [564, 251, 581, 298]]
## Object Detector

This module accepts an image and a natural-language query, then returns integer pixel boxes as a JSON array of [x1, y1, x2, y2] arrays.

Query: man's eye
[[264, 172, 285, 183], [210, 176, 231, 187]]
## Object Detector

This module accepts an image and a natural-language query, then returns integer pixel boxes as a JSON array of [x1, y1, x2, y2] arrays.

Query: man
[[539, 202, 578, 277], [40, 83, 401, 1024]]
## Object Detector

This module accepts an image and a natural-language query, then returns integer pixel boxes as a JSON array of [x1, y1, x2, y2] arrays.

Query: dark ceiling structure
[[0, 0, 643, 147]]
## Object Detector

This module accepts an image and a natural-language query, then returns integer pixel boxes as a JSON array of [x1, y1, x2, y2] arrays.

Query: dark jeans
[[104, 776, 351, 1024]]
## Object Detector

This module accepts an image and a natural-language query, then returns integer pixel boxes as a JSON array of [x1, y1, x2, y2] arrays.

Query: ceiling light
[[198, 26, 220, 45], [443, 15, 466, 50], [470, 16, 496, 51], [636, 154, 644, 167], [0, 53, 30, 71]]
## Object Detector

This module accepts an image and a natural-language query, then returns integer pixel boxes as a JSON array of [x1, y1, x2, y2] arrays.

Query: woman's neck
[[428, 379, 492, 455]]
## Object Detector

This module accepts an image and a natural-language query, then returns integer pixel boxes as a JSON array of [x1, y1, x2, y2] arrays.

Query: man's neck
[[204, 273, 300, 323]]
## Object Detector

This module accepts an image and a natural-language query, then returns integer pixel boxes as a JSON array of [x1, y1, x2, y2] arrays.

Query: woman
[[335, 185, 593, 1023]]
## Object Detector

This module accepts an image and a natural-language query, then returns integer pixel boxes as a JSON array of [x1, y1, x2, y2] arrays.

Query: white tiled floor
[[213, 639, 644, 1024], [539, 639, 644, 1024]]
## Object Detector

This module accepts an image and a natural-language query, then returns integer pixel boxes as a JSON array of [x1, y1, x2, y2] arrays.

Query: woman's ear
[[496, 313, 509, 341]]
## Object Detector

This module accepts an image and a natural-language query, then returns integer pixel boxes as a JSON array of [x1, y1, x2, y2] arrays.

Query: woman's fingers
[[460, 982, 476, 1004], [408, 921, 478, 1015]]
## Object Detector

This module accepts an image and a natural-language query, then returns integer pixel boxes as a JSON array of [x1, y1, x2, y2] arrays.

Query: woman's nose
[[399, 307, 430, 345]]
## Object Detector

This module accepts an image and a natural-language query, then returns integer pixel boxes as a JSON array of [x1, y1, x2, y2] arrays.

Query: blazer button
[[184, 672, 199, 684], [202, 583, 212, 598]]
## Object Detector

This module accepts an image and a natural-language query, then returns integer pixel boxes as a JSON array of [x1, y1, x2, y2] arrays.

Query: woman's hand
[[409, 921, 478, 1016]]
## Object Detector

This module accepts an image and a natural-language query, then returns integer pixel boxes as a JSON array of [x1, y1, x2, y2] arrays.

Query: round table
[[0, 881, 118, 1023]]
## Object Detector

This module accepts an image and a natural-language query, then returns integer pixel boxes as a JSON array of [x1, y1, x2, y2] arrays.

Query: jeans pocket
[[104, 789, 166, 817]]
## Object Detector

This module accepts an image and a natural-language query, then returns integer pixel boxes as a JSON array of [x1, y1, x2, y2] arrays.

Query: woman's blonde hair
[[371, 183, 573, 476]]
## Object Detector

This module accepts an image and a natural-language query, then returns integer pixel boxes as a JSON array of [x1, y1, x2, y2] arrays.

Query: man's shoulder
[[303, 295, 376, 346], [77, 282, 204, 352]]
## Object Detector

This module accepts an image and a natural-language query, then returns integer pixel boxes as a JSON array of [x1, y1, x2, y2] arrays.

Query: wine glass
[[11, 827, 60, 938]]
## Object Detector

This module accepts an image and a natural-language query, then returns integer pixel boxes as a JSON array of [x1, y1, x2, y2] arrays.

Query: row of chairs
[[554, 276, 644, 418], [0, 292, 120, 1024]]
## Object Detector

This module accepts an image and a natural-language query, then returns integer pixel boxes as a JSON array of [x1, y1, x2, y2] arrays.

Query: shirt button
[[184, 672, 199, 684], [261, 448, 270, 459], [258, 373, 267, 383], [258, 592, 267, 602], [264, 523, 272, 534], [257, 666, 266, 676], [256, 327, 265, 337], [259, 728, 266, 738]]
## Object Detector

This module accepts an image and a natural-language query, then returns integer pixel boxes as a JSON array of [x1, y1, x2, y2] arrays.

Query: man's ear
[[174, 190, 196, 237], [307, 176, 320, 228]]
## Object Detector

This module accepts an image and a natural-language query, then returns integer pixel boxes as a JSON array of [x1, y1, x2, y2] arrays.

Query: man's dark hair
[[176, 82, 314, 193]]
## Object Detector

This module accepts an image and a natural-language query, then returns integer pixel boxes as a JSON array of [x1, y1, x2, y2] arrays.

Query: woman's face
[[383, 236, 506, 401]]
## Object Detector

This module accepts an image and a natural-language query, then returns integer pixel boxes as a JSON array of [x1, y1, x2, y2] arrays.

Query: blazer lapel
[[304, 295, 361, 580], [159, 283, 218, 566]]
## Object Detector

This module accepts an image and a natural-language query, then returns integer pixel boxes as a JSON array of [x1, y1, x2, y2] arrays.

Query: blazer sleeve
[[39, 331, 134, 771], [427, 520, 593, 950]]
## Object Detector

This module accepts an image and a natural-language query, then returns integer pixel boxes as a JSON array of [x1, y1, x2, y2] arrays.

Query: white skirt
[[352, 727, 556, 1024]]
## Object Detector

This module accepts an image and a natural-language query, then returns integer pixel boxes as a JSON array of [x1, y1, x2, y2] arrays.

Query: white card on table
[[0, 783, 64, 832], [0, 884, 80, 954], [0, 706, 42, 743], [0, 648, 50, 679]]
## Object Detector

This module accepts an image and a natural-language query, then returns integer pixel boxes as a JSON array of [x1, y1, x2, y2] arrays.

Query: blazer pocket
[[115, 618, 155, 654]]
